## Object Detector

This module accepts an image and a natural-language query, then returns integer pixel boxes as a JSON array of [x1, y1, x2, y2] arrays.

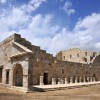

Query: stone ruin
[[0, 33, 100, 91]]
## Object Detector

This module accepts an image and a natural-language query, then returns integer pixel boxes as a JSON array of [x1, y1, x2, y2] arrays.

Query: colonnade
[[39, 76, 97, 85]]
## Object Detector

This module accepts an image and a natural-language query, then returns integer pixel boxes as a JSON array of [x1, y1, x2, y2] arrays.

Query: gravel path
[[0, 84, 100, 100]]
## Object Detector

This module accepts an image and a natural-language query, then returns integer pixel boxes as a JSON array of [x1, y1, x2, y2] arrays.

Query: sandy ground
[[0, 84, 100, 100]]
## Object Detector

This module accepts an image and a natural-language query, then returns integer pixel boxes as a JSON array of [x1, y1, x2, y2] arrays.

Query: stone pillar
[[75, 77, 78, 83], [90, 77, 92, 82], [9, 69, 13, 86], [83, 77, 86, 83], [61, 79, 64, 84], [23, 75, 29, 90], [22, 69, 30, 91], [57, 78, 61, 84], [87, 77, 90, 82], [79, 77, 82, 83], [70, 77, 73, 84], [2, 70, 6, 84], [52, 78, 56, 85], [65, 78, 68, 84], [39, 76, 44, 85]]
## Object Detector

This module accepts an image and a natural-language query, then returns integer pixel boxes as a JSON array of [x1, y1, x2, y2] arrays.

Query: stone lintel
[[9, 52, 32, 59]]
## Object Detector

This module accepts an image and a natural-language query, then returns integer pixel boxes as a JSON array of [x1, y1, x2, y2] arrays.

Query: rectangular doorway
[[43, 73, 48, 85], [0, 68, 2, 83], [6, 70, 9, 84]]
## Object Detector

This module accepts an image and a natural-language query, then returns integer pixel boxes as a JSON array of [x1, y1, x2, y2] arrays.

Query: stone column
[[75, 77, 78, 83], [9, 70, 13, 86], [52, 78, 56, 85], [2, 70, 6, 84], [23, 69, 30, 91], [87, 77, 90, 82], [39, 76, 44, 85], [90, 77, 92, 82], [70, 77, 73, 84], [23, 75, 29, 90], [57, 78, 61, 84], [61, 79, 64, 84], [83, 77, 86, 83], [79, 77, 82, 83], [65, 78, 68, 84]]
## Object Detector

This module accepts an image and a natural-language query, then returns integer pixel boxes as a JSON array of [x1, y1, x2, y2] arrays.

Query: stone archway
[[13, 64, 23, 87]]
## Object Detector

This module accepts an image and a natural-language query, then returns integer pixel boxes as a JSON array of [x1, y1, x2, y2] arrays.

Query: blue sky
[[0, 0, 100, 55]]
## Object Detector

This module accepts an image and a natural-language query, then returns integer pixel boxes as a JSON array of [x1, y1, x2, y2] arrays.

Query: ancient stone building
[[56, 48, 100, 64], [0, 33, 100, 91]]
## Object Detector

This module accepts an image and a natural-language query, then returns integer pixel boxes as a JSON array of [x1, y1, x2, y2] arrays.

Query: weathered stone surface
[[56, 48, 100, 64], [0, 33, 100, 91]]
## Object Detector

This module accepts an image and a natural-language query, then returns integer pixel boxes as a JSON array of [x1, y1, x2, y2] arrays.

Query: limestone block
[[52, 78, 56, 85], [61, 79, 64, 84], [83, 77, 86, 82], [87, 77, 90, 82], [57, 78, 61, 84], [39, 76, 44, 85], [79, 77, 82, 83], [75, 77, 78, 83], [65, 78, 68, 84], [70, 77, 73, 83]]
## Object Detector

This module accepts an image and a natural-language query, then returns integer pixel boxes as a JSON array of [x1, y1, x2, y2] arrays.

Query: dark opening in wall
[[41, 57, 44, 60], [85, 52, 87, 56], [6, 70, 10, 84], [48, 63, 51, 66], [84, 58, 87, 62], [77, 54, 79, 57], [63, 56, 65, 59], [61, 69, 64, 74], [70, 55, 72, 58], [93, 52, 96, 57]]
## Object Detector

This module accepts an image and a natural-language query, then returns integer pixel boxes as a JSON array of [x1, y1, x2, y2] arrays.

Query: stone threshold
[[33, 81, 100, 92]]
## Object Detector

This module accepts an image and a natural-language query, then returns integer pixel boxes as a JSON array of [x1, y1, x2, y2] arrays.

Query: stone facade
[[56, 48, 100, 64], [0, 33, 100, 91]]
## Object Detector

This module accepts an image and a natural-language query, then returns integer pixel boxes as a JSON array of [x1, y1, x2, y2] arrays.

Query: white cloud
[[0, 0, 46, 33], [0, 0, 7, 4], [46, 13, 100, 55], [0, 7, 30, 29], [20, 0, 46, 13], [95, 42, 100, 50], [62, 0, 75, 16], [18, 14, 59, 50], [0, 0, 100, 56]]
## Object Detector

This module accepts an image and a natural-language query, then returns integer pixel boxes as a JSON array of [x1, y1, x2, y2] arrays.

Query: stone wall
[[56, 48, 100, 64], [0, 33, 100, 91], [0, 34, 25, 65], [32, 59, 100, 85]]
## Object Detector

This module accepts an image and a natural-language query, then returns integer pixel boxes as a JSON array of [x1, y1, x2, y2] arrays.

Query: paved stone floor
[[34, 81, 100, 90], [0, 84, 100, 100]]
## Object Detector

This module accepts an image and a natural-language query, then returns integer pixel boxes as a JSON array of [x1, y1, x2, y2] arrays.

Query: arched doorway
[[13, 64, 23, 87]]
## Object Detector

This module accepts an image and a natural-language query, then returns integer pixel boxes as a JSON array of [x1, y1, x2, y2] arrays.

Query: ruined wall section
[[56, 48, 100, 64], [13, 34, 54, 60], [12, 34, 56, 86], [0, 34, 25, 65], [32, 58, 100, 85]]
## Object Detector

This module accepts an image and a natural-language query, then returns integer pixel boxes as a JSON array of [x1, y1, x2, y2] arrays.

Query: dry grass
[[0, 84, 100, 100]]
